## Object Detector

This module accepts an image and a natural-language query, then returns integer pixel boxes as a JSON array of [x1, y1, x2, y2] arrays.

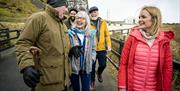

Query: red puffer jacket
[[133, 38, 159, 91], [118, 27, 174, 91]]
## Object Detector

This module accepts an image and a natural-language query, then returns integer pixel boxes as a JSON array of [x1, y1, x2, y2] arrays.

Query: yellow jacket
[[91, 18, 111, 51]]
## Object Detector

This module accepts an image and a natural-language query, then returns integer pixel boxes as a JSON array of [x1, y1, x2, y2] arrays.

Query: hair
[[69, 8, 78, 13], [75, 11, 91, 36], [141, 6, 162, 36]]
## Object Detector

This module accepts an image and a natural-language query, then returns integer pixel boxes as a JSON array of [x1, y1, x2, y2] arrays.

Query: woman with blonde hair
[[68, 11, 96, 91], [118, 6, 174, 91]]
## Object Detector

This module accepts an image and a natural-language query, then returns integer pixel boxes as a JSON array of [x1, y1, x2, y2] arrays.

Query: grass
[[0, 8, 13, 17], [162, 24, 180, 61], [0, 0, 39, 22]]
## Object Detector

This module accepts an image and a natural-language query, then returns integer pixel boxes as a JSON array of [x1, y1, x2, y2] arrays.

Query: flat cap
[[89, 6, 98, 13], [47, 0, 67, 8]]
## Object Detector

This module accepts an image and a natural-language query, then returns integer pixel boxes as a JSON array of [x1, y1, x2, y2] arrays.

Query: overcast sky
[[88, 0, 180, 23]]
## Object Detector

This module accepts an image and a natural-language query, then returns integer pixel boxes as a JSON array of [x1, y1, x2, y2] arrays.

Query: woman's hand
[[118, 88, 127, 91], [68, 45, 82, 58]]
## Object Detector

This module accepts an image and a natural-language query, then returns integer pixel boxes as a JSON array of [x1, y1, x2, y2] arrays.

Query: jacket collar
[[90, 17, 102, 25], [45, 5, 62, 22], [130, 26, 146, 43], [130, 26, 174, 43]]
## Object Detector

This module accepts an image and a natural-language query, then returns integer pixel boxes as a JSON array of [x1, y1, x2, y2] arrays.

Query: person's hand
[[68, 45, 82, 59], [107, 47, 111, 52], [118, 88, 127, 91], [22, 66, 40, 88], [29, 46, 41, 55]]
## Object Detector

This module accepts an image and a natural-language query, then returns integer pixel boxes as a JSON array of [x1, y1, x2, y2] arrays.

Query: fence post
[[0, 29, 10, 51], [120, 29, 123, 35], [118, 39, 124, 56], [127, 29, 130, 34], [6, 29, 11, 47], [0, 51, 1, 59]]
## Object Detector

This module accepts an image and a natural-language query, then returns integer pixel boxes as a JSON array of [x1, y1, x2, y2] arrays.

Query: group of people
[[15, 0, 111, 91], [15, 0, 174, 91]]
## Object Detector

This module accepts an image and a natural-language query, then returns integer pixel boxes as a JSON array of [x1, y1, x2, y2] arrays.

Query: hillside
[[0, 0, 39, 22]]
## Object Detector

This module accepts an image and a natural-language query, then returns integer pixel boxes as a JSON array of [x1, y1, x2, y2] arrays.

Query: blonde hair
[[141, 6, 162, 36]]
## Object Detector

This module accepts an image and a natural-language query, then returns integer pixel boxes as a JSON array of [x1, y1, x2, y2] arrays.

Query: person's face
[[138, 10, 153, 31], [69, 10, 77, 22], [89, 10, 99, 20], [75, 17, 86, 29], [90, 11, 98, 17], [55, 6, 68, 19], [69, 11, 77, 17]]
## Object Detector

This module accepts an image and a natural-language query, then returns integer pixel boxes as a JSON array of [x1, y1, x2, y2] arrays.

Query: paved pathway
[[0, 47, 30, 91], [0, 47, 117, 91]]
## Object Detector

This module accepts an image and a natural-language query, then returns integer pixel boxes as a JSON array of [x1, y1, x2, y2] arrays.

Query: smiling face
[[138, 6, 162, 35], [70, 10, 77, 17], [138, 9, 153, 32], [75, 16, 86, 29], [89, 10, 99, 20], [69, 10, 77, 22]]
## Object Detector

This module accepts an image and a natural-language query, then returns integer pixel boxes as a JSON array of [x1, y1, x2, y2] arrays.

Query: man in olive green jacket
[[15, 0, 72, 91]]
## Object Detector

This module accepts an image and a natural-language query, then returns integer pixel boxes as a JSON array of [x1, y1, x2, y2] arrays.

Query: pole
[[29, 46, 41, 91]]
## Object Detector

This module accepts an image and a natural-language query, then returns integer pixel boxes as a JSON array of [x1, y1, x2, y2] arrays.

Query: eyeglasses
[[76, 17, 85, 20]]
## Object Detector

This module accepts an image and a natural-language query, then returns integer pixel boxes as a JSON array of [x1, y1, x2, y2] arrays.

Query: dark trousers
[[70, 70, 90, 91], [91, 50, 107, 81], [62, 86, 67, 91]]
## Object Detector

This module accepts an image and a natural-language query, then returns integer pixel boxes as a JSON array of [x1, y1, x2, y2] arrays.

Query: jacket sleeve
[[118, 36, 133, 89], [163, 42, 173, 91], [15, 14, 43, 72], [103, 21, 111, 50]]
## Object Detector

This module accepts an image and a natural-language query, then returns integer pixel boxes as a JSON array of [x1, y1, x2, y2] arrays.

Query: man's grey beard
[[59, 14, 64, 19], [90, 15, 98, 20]]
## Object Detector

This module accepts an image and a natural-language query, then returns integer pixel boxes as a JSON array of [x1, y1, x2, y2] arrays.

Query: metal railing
[[0, 28, 20, 52], [109, 29, 130, 34]]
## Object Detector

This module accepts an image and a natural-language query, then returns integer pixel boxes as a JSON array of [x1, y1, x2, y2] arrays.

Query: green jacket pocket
[[40, 56, 64, 85]]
